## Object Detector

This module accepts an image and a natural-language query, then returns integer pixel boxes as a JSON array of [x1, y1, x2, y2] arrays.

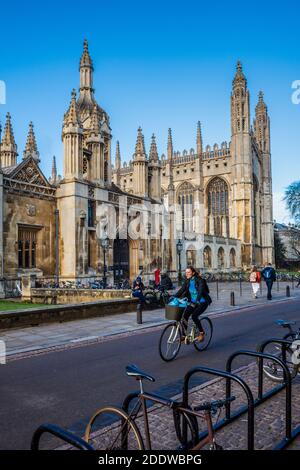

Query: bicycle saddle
[[275, 319, 296, 327], [125, 364, 155, 382]]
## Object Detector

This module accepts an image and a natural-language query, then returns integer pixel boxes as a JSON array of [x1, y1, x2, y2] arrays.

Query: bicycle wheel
[[262, 340, 298, 382], [84, 406, 144, 450], [193, 317, 213, 352], [159, 322, 182, 362]]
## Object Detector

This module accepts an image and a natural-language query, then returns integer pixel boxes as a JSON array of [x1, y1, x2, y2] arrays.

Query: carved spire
[[254, 91, 270, 153], [196, 121, 203, 156], [167, 129, 174, 191], [2, 112, 16, 147], [80, 39, 93, 69], [23, 121, 40, 162], [231, 60, 250, 135], [90, 103, 100, 134], [0, 112, 18, 167], [64, 89, 81, 127], [52, 155, 57, 181], [233, 60, 247, 88], [115, 141, 121, 170], [149, 133, 159, 162], [79, 39, 94, 92], [134, 126, 147, 160], [167, 128, 173, 161], [256, 91, 266, 111]]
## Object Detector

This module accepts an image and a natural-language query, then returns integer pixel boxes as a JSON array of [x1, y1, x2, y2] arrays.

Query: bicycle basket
[[165, 305, 185, 321]]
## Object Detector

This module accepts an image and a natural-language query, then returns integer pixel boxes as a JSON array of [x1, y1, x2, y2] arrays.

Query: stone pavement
[[63, 361, 300, 451], [1, 281, 299, 359]]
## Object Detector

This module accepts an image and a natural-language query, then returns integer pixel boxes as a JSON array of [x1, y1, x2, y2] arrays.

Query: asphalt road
[[0, 298, 299, 450]]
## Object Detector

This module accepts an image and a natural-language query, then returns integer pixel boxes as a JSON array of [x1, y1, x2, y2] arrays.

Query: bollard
[[230, 291, 235, 306], [216, 280, 219, 300], [286, 285, 290, 298], [137, 302, 143, 324]]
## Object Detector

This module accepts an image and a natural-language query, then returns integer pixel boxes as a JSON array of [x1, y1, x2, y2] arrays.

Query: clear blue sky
[[1, 0, 299, 222]]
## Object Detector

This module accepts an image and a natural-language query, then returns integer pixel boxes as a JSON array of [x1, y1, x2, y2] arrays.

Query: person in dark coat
[[261, 263, 277, 300], [132, 276, 145, 302], [160, 272, 173, 291], [174, 266, 211, 342]]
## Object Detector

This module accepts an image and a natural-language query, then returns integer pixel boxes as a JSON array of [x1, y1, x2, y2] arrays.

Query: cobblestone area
[[60, 362, 300, 451]]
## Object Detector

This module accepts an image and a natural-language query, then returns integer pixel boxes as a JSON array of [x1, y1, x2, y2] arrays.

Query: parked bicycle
[[144, 286, 171, 309], [262, 319, 300, 382], [84, 364, 235, 450], [158, 303, 213, 361]]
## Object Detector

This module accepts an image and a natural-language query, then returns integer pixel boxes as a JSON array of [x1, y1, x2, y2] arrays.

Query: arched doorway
[[113, 237, 129, 281], [203, 246, 212, 268]]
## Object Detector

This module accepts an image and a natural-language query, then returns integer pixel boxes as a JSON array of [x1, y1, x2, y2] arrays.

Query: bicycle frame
[[123, 385, 218, 451]]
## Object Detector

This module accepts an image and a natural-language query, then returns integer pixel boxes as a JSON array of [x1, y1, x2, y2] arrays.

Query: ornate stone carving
[[26, 204, 36, 216]]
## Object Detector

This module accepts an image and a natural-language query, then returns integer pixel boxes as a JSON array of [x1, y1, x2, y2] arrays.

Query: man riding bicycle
[[174, 266, 212, 343]]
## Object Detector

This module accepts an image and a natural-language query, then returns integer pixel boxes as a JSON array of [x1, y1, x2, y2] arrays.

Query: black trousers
[[266, 280, 273, 299], [182, 302, 208, 334]]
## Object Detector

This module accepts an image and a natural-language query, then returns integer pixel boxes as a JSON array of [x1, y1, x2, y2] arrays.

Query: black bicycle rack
[[226, 349, 293, 450], [181, 341, 300, 450], [256, 338, 300, 449], [182, 366, 255, 449], [31, 423, 94, 450]]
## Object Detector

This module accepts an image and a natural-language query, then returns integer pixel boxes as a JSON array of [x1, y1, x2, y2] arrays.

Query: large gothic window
[[177, 182, 194, 234], [18, 227, 38, 269], [230, 248, 236, 268], [207, 177, 229, 237], [253, 175, 259, 242], [217, 247, 225, 269]]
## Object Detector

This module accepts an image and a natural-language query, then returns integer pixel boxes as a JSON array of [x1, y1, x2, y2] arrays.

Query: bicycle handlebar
[[193, 395, 236, 412]]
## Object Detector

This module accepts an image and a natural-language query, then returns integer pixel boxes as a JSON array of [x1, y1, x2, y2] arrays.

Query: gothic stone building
[[0, 41, 274, 284]]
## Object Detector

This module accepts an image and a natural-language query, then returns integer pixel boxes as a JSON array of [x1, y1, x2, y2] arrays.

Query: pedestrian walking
[[261, 263, 277, 300], [249, 265, 261, 298]]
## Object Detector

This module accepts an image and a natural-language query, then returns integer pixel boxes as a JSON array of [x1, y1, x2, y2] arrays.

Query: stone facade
[[0, 41, 274, 285]]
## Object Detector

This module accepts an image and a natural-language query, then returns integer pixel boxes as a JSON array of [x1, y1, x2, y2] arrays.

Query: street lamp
[[100, 235, 110, 288], [176, 239, 183, 285]]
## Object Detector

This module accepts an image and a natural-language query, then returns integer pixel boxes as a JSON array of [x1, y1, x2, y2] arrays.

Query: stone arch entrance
[[113, 237, 129, 281]]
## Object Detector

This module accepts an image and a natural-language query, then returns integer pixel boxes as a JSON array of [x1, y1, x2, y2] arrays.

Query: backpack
[[264, 268, 272, 280], [250, 272, 257, 283]]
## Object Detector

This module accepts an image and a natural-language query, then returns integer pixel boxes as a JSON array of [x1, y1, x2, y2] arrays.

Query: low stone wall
[[29, 288, 132, 305], [0, 298, 138, 330]]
